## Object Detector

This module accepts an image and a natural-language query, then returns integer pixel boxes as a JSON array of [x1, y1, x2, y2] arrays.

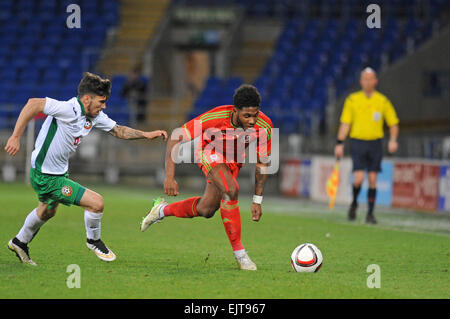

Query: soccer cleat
[[7, 237, 37, 266], [235, 252, 257, 271], [348, 202, 358, 221], [140, 197, 167, 232], [365, 214, 377, 224], [86, 239, 116, 262]]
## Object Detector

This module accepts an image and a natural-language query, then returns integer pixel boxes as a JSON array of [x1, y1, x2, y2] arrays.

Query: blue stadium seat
[[8, 91, 31, 105], [0, 68, 19, 82], [42, 69, 63, 82], [280, 114, 300, 135], [19, 69, 41, 82], [0, 117, 10, 129], [35, 83, 59, 98], [112, 75, 128, 88], [57, 87, 77, 100], [0, 89, 11, 104]]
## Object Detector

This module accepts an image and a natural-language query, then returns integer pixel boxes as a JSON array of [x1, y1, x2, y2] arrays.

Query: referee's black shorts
[[349, 138, 382, 172]]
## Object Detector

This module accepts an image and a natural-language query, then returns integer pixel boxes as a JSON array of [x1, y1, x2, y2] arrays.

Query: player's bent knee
[[222, 187, 238, 201], [93, 197, 104, 213], [37, 203, 58, 221], [40, 209, 57, 221], [88, 195, 104, 213], [203, 211, 216, 219], [81, 189, 105, 213], [197, 206, 218, 218], [353, 175, 365, 187]]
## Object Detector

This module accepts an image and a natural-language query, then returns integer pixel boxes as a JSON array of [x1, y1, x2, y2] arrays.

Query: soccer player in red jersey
[[140, 84, 273, 270]]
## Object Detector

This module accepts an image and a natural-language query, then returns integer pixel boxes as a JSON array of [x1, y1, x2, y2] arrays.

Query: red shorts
[[197, 151, 241, 184]]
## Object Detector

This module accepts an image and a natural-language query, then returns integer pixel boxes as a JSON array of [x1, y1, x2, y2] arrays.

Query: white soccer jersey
[[31, 97, 116, 175]]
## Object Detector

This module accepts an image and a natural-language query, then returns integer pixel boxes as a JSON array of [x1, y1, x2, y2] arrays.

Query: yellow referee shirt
[[340, 90, 399, 140]]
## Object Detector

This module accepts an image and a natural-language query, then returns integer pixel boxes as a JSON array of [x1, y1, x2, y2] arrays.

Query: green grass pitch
[[0, 182, 449, 299]]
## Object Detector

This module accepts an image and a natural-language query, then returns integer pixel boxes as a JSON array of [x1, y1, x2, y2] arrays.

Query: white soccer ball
[[290, 243, 323, 273]]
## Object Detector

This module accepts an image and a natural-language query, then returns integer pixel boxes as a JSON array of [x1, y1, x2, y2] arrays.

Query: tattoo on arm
[[255, 164, 268, 196], [109, 125, 145, 140]]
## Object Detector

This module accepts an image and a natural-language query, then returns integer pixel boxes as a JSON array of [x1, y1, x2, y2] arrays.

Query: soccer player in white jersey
[[4, 72, 167, 265]]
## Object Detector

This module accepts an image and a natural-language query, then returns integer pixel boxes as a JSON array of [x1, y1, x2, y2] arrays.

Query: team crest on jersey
[[61, 186, 73, 197], [209, 154, 219, 162], [372, 111, 381, 122], [84, 119, 93, 130]]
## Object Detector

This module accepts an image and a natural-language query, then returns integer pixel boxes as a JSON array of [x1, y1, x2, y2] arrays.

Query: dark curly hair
[[77, 72, 111, 99], [233, 84, 261, 109]]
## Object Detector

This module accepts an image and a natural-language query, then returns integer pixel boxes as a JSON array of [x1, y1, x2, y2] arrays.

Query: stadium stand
[[1, 0, 448, 133], [0, 0, 124, 128], [97, 0, 169, 77], [183, 0, 448, 136]]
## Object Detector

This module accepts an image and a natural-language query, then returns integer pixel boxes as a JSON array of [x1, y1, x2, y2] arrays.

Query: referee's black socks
[[368, 188, 377, 215], [352, 185, 361, 206]]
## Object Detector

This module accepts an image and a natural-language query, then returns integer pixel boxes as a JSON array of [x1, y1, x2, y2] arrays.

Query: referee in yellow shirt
[[334, 67, 399, 224]]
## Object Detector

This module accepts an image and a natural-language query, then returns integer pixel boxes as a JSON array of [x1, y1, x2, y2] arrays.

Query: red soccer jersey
[[181, 105, 273, 169]]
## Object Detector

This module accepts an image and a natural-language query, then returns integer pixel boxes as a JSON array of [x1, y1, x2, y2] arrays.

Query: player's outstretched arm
[[4, 98, 46, 156], [163, 132, 185, 196], [109, 124, 167, 141], [251, 161, 269, 222]]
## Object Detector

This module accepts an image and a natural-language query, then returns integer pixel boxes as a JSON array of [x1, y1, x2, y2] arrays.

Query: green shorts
[[30, 168, 86, 209]]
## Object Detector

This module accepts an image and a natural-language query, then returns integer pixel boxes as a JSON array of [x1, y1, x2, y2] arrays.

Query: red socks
[[163, 197, 244, 252], [163, 197, 201, 218], [220, 199, 244, 252]]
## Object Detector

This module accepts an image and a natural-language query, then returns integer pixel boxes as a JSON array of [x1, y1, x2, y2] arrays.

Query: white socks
[[234, 249, 246, 259], [84, 210, 103, 241], [15, 209, 103, 244], [16, 209, 46, 244]]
